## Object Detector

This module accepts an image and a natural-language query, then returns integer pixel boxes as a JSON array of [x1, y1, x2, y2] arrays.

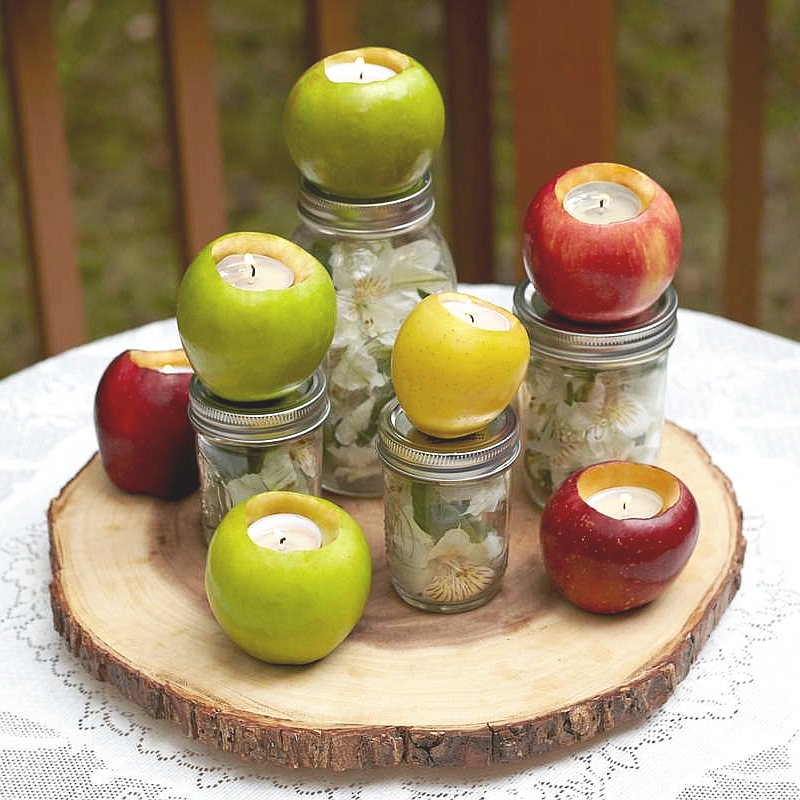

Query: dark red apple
[[94, 348, 198, 500], [523, 162, 682, 323], [539, 461, 699, 614]]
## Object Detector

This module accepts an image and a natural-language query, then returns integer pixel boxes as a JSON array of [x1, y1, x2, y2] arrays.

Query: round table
[[1, 284, 798, 798]]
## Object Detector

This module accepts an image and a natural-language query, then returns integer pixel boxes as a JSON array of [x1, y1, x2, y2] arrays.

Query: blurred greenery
[[0, 0, 798, 379]]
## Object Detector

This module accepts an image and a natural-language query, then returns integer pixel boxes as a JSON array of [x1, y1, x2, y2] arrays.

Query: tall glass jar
[[376, 399, 519, 613], [513, 281, 678, 508], [188, 369, 329, 543], [292, 174, 456, 497]]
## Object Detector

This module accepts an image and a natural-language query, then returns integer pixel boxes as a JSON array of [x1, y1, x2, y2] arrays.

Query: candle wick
[[243, 252, 256, 283], [467, 313, 475, 324]]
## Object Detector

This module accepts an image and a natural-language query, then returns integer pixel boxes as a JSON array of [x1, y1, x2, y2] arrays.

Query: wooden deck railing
[[0, 0, 767, 362]]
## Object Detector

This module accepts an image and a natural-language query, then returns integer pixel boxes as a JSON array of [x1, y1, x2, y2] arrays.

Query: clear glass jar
[[292, 174, 457, 497], [188, 369, 329, 543], [376, 399, 519, 613], [513, 281, 678, 508]]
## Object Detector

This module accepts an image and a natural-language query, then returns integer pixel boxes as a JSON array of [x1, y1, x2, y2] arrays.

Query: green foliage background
[[0, 0, 798, 378]]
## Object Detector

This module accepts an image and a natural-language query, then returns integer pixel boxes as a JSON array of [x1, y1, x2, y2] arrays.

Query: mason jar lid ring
[[188, 369, 329, 445], [376, 400, 520, 482], [296, 173, 435, 237], [512, 281, 678, 367]]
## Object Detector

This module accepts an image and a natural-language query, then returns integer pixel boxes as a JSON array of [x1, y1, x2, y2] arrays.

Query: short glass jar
[[376, 399, 519, 613], [292, 174, 456, 497], [188, 369, 329, 543], [513, 281, 678, 508]]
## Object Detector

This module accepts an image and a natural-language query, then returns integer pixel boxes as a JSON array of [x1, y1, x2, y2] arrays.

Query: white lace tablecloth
[[1, 284, 798, 799]]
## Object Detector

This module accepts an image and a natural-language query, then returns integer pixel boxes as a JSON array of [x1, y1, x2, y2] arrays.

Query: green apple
[[391, 292, 530, 438], [283, 46, 445, 199], [176, 232, 336, 401], [205, 491, 372, 665]]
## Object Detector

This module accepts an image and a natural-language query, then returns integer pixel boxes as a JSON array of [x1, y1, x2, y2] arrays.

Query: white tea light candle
[[563, 181, 642, 225], [216, 253, 295, 292], [442, 299, 512, 331], [586, 486, 663, 520], [324, 56, 396, 83], [247, 513, 323, 552]]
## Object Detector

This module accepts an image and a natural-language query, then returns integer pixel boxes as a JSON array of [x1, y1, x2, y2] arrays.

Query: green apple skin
[[176, 232, 336, 402], [283, 47, 445, 199], [205, 491, 372, 665], [391, 292, 531, 438]]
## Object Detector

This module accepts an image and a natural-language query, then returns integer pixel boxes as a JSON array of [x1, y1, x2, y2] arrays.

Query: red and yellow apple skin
[[283, 46, 445, 199], [539, 462, 700, 614], [523, 162, 682, 323], [391, 292, 530, 439], [176, 232, 336, 402], [205, 491, 372, 665], [94, 348, 198, 500]]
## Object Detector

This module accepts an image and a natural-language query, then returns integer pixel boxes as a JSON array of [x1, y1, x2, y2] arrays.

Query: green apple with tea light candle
[[204, 490, 372, 665], [283, 46, 445, 199], [176, 231, 336, 402], [390, 291, 530, 439]]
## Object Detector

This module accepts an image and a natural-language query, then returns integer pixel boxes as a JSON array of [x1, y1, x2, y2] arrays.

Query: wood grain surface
[[48, 422, 744, 770]]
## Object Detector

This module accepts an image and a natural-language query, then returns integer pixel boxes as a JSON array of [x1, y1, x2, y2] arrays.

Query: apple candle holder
[[188, 369, 329, 543], [539, 461, 700, 614], [376, 399, 519, 613], [292, 175, 456, 497], [513, 281, 678, 508]]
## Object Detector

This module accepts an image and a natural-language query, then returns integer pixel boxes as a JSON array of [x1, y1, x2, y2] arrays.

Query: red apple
[[523, 162, 682, 323], [539, 461, 699, 614], [94, 348, 199, 500]]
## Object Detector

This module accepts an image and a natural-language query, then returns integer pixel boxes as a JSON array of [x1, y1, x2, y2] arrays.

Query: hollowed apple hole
[[577, 462, 680, 512], [211, 234, 314, 283], [244, 493, 338, 547], [554, 163, 655, 214], [324, 46, 410, 75], [130, 348, 192, 373]]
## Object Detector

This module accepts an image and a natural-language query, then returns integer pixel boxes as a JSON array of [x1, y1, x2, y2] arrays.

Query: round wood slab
[[48, 422, 744, 771]]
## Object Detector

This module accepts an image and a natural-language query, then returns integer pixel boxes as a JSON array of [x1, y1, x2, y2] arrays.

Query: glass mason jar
[[376, 399, 519, 614], [513, 281, 679, 508], [188, 369, 329, 543], [292, 173, 457, 497]]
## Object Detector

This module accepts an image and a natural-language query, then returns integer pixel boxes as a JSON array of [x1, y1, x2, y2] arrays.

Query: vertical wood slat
[[1, 0, 86, 356], [508, 0, 615, 276], [158, 0, 227, 270], [305, 0, 360, 61], [444, 0, 493, 283], [723, 0, 767, 327]]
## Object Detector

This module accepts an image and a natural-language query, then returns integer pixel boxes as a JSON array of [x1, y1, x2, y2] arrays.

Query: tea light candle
[[563, 180, 642, 224], [442, 298, 512, 331], [247, 513, 323, 552], [324, 55, 396, 84], [586, 485, 663, 519], [216, 253, 294, 292]]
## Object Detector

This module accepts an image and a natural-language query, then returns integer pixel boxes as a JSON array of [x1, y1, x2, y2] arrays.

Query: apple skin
[[94, 348, 198, 500], [205, 491, 372, 665], [539, 462, 700, 614], [283, 46, 445, 199], [391, 291, 530, 438], [176, 232, 336, 402], [523, 162, 682, 323]]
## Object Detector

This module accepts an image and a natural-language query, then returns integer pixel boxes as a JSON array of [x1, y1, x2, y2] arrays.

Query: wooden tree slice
[[48, 422, 744, 770]]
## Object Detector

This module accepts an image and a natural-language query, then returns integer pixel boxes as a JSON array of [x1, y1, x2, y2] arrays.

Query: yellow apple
[[391, 292, 530, 438]]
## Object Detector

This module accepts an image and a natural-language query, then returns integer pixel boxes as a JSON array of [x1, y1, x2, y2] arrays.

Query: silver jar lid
[[513, 281, 678, 367], [188, 368, 329, 445], [296, 173, 435, 237], [376, 400, 520, 482]]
